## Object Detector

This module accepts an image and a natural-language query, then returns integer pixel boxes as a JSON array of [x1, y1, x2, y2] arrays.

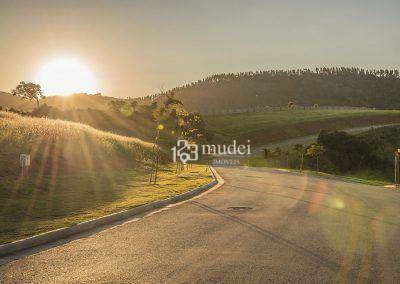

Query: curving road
[[1, 167, 400, 283]]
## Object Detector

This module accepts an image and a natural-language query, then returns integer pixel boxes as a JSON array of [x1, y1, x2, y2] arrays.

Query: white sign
[[171, 139, 251, 163], [20, 154, 31, 167], [172, 140, 198, 163]]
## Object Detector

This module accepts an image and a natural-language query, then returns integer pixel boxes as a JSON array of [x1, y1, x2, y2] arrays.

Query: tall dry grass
[[0, 111, 153, 175]]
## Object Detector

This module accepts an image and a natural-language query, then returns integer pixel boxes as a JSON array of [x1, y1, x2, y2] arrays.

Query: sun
[[35, 58, 99, 96]]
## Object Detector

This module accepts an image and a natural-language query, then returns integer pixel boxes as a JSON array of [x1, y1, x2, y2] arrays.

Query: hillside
[[0, 111, 153, 175], [0, 92, 205, 147], [0, 92, 115, 111], [36, 108, 158, 143], [0, 91, 36, 110], [157, 67, 400, 113], [205, 109, 400, 145], [0, 111, 211, 243]]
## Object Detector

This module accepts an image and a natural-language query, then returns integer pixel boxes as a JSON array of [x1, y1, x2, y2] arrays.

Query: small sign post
[[20, 154, 30, 177]]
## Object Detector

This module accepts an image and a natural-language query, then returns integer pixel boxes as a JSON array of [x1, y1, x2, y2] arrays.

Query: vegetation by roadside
[[0, 111, 212, 244], [243, 157, 388, 186], [245, 125, 400, 185], [0, 164, 212, 244]]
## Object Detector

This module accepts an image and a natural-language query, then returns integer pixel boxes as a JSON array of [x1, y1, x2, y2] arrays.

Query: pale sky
[[0, 0, 399, 97]]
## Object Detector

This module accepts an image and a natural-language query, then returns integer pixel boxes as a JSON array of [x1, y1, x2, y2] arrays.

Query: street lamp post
[[395, 149, 400, 188], [149, 124, 164, 185]]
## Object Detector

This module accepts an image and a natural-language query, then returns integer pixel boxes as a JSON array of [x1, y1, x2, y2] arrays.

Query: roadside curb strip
[[0, 167, 222, 257], [269, 167, 387, 187]]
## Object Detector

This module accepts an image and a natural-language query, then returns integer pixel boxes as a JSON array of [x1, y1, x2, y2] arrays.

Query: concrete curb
[[0, 167, 222, 257]]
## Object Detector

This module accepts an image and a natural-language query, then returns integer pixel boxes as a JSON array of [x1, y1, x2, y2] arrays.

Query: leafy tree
[[317, 130, 375, 173], [164, 92, 183, 108], [306, 144, 325, 171], [12, 81, 45, 109]]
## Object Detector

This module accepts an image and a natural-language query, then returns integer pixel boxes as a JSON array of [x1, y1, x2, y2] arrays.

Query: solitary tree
[[12, 81, 44, 109], [293, 144, 305, 172], [306, 144, 325, 171]]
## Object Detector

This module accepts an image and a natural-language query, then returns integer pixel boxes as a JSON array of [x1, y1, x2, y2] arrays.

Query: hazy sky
[[1, 0, 399, 97]]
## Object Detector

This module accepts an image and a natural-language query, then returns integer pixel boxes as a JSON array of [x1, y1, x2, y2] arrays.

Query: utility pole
[[395, 149, 400, 188]]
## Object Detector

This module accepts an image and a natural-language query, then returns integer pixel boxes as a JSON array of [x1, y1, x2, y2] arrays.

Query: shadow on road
[[227, 184, 400, 228], [190, 200, 368, 282]]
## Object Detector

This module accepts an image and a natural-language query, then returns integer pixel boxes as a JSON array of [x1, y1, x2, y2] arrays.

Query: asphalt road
[[1, 167, 400, 283]]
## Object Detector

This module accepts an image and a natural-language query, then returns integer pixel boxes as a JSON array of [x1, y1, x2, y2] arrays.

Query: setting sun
[[35, 58, 99, 96]]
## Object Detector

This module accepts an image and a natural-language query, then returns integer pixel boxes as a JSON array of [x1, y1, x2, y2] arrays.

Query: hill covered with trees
[[151, 67, 400, 113]]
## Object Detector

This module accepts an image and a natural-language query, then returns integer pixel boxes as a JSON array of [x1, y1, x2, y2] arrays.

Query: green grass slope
[[0, 111, 153, 243], [41, 108, 160, 144], [0, 111, 212, 244], [205, 109, 400, 145], [0, 111, 153, 174]]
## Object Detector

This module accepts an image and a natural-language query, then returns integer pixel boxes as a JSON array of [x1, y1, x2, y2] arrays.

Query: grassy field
[[0, 111, 154, 173], [0, 164, 211, 244], [206, 109, 400, 145], [243, 157, 389, 186], [41, 108, 177, 147], [0, 111, 212, 244]]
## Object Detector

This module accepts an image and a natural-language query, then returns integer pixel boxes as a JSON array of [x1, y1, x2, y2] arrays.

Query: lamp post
[[149, 124, 164, 184], [395, 149, 400, 188]]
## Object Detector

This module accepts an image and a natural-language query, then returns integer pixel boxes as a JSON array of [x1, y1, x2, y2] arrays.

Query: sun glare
[[35, 58, 99, 96]]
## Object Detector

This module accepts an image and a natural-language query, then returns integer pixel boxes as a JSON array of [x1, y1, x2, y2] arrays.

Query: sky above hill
[[0, 0, 399, 98]]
